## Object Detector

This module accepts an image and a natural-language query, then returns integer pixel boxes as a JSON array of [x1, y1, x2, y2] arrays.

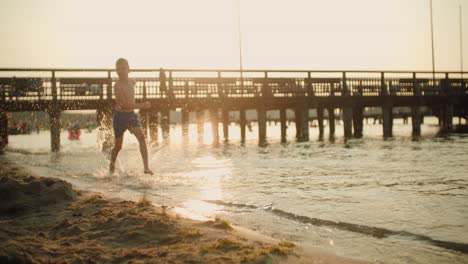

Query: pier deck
[[1, 68, 467, 151]]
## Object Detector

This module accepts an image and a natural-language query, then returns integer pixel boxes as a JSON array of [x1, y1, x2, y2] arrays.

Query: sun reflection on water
[[175, 155, 232, 220]]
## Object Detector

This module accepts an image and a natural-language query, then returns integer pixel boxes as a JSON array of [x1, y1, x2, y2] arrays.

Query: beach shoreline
[[0, 160, 366, 263]]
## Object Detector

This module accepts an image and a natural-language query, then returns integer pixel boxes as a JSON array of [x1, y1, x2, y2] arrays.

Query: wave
[[5, 147, 101, 156], [6, 148, 50, 155], [203, 199, 468, 255]]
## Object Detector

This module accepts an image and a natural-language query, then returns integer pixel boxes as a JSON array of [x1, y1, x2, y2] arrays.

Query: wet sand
[[0, 161, 366, 263]]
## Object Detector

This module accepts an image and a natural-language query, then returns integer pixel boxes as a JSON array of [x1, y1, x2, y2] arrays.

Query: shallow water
[[2, 117, 468, 263]]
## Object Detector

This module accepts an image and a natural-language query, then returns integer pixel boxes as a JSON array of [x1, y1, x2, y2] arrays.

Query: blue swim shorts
[[113, 112, 141, 138]]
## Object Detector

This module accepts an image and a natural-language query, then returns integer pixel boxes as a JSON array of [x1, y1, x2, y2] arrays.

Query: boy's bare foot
[[144, 169, 153, 175]]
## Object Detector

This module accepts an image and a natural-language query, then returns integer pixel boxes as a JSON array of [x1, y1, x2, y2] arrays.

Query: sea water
[[2, 117, 468, 263]]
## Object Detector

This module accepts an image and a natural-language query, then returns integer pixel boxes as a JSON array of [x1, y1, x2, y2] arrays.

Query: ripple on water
[[3, 121, 468, 263]]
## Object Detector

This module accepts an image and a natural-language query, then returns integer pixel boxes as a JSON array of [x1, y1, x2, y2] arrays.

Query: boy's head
[[115, 58, 130, 78]]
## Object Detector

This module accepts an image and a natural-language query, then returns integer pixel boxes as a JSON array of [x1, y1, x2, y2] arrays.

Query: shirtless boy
[[109, 58, 153, 175]]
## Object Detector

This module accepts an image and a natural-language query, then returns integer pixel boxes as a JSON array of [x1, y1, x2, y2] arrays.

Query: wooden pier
[[0, 68, 467, 152]]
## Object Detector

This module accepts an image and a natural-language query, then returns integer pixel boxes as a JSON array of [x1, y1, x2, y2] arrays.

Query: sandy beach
[[0, 160, 366, 264]]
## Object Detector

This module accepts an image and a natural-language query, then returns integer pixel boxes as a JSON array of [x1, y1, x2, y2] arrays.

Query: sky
[[0, 0, 467, 71]]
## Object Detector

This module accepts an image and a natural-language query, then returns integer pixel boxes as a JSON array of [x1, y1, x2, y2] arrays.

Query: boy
[[109, 58, 153, 175]]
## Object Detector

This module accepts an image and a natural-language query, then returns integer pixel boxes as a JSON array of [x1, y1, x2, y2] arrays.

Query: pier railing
[[0, 69, 467, 104]]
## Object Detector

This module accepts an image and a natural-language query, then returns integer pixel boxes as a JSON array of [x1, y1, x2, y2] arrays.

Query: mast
[[237, 0, 244, 83], [430, 0, 436, 81], [460, 4, 464, 78]]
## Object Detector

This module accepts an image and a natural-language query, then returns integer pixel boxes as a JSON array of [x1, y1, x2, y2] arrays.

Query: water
[[2, 117, 468, 263]]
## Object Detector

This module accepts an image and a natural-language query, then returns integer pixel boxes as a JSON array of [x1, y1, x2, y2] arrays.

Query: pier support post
[[210, 109, 220, 145], [280, 108, 287, 143], [240, 109, 246, 143], [381, 72, 393, 139], [343, 107, 353, 139], [317, 107, 324, 138], [382, 105, 393, 139], [258, 107, 267, 145], [342, 72, 353, 139], [440, 75, 454, 133], [294, 108, 302, 140], [49, 109, 61, 153], [327, 108, 335, 137], [149, 111, 159, 144], [411, 74, 422, 137], [442, 104, 454, 133], [0, 111, 8, 152], [181, 108, 189, 140], [222, 108, 229, 142], [196, 110, 205, 143], [297, 105, 309, 142], [353, 107, 363, 138], [49, 70, 62, 153], [302, 108, 309, 141], [411, 107, 422, 136], [161, 109, 170, 142], [438, 110, 443, 125]]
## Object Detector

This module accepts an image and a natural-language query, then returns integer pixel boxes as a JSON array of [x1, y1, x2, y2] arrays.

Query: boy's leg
[[129, 126, 153, 175], [109, 135, 124, 173]]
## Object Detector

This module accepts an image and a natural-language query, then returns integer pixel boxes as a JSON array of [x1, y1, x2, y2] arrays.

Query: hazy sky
[[0, 0, 467, 71]]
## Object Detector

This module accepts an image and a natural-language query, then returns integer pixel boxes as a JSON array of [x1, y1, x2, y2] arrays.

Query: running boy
[[109, 58, 153, 175]]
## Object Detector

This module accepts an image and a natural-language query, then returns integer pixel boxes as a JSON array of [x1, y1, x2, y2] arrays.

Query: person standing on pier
[[109, 58, 153, 175]]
